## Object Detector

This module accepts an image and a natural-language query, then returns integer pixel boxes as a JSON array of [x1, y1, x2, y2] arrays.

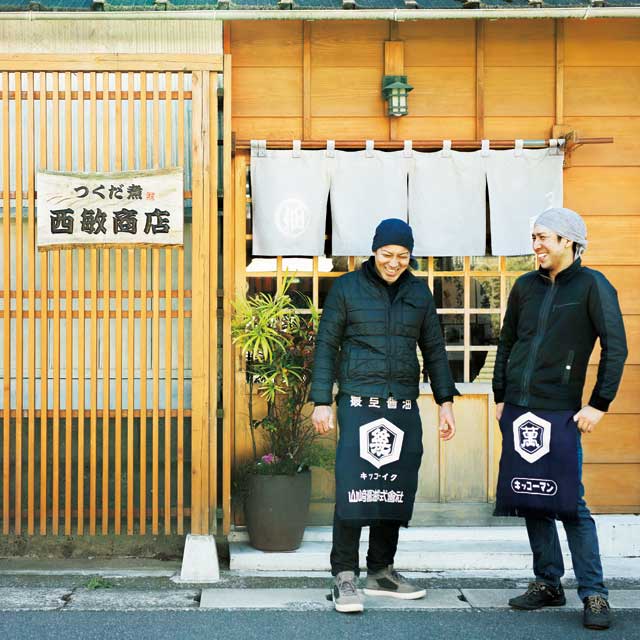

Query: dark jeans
[[330, 509, 401, 577], [525, 436, 608, 601]]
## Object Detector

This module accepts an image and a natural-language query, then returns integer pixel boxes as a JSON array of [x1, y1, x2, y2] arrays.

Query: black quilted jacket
[[309, 260, 458, 405]]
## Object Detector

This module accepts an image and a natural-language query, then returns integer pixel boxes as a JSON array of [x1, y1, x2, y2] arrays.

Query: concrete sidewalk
[[0, 559, 638, 612], [0, 515, 638, 613], [0, 582, 638, 612]]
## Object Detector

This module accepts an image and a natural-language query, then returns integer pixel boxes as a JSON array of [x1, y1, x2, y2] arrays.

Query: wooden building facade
[[226, 16, 640, 527], [0, 7, 638, 541]]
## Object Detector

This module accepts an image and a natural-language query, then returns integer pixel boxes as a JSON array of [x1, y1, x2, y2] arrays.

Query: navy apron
[[495, 403, 579, 520], [335, 393, 423, 525]]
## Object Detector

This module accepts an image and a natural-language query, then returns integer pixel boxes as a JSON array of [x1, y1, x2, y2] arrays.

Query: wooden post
[[222, 54, 234, 535], [190, 70, 212, 536], [384, 40, 404, 140]]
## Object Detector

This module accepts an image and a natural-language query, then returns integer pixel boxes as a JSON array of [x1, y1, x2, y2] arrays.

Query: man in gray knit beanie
[[493, 206, 627, 630]]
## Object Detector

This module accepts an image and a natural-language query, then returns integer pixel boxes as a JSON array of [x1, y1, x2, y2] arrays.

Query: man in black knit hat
[[311, 218, 458, 613]]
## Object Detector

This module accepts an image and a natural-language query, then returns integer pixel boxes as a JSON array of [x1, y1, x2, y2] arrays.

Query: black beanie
[[371, 218, 415, 253]]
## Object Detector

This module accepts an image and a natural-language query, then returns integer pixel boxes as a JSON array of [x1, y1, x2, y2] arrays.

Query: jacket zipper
[[519, 278, 557, 406], [562, 350, 575, 385], [384, 293, 392, 398]]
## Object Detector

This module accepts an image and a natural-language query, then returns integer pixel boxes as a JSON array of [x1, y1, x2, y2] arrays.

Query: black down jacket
[[309, 260, 458, 405]]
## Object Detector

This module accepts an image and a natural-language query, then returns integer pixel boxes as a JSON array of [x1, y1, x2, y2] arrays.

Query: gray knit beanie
[[534, 207, 588, 258]]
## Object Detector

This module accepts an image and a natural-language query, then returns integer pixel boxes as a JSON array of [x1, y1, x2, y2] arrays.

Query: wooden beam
[[384, 40, 404, 140], [303, 22, 312, 141], [475, 19, 485, 140], [555, 18, 565, 127], [384, 41, 404, 76], [0, 54, 223, 72]]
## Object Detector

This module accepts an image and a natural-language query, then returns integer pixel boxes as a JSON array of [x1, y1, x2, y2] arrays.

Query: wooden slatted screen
[[0, 66, 218, 536]]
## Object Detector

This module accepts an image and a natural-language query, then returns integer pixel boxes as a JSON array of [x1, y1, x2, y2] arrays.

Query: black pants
[[330, 509, 401, 576]]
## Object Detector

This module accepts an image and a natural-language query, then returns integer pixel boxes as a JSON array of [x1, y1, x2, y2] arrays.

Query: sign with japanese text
[[36, 168, 183, 248]]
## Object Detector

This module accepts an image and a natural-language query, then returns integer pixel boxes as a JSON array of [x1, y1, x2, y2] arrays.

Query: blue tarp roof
[[0, 0, 638, 11]]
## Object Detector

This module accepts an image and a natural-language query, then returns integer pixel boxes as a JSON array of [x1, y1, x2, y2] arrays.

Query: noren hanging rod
[[233, 136, 612, 154]]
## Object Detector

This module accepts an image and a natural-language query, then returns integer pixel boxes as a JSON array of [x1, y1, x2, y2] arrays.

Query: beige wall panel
[[443, 396, 488, 502], [565, 168, 640, 215], [309, 414, 337, 513], [0, 19, 222, 54], [585, 266, 640, 315], [484, 19, 555, 67], [403, 67, 476, 117], [580, 216, 640, 265], [484, 67, 555, 117], [491, 418, 501, 494], [583, 463, 640, 507], [399, 21, 476, 67], [311, 68, 385, 117], [564, 118, 640, 167], [396, 117, 476, 140], [584, 364, 640, 413], [232, 391, 253, 466], [565, 68, 640, 117], [310, 117, 390, 141], [230, 21, 302, 68], [582, 415, 640, 464], [590, 315, 640, 366], [311, 22, 387, 68], [232, 117, 303, 141], [233, 68, 303, 117], [416, 396, 440, 502], [483, 117, 556, 140], [564, 19, 640, 67], [310, 467, 335, 502]]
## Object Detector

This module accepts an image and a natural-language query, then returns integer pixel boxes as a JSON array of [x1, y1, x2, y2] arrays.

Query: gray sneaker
[[332, 571, 364, 613], [364, 565, 426, 600]]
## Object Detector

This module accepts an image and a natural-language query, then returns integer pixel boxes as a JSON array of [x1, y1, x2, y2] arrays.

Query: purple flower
[[261, 453, 277, 465]]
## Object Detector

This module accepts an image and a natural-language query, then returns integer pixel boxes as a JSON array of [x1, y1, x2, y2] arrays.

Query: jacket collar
[[538, 257, 582, 283]]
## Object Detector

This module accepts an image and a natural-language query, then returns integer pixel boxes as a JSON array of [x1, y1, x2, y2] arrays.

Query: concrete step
[[229, 515, 640, 573], [230, 539, 538, 571], [229, 525, 530, 544]]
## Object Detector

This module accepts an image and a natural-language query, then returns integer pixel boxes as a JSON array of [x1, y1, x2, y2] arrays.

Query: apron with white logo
[[495, 403, 579, 520], [335, 393, 423, 525]]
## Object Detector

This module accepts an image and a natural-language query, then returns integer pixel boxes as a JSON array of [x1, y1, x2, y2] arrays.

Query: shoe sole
[[334, 602, 364, 613], [363, 588, 427, 600], [509, 600, 566, 611]]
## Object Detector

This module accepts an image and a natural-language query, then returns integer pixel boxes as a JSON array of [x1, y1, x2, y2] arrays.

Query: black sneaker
[[508, 582, 566, 610], [583, 595, 611, 630]]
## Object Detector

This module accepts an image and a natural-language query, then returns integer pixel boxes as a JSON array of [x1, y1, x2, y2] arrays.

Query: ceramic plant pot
[[244, 469, 312, 551]]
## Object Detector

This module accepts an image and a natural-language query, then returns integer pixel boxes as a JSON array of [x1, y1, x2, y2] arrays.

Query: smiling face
[[532, 224, 574, 279], [374, 244, 411, 284]]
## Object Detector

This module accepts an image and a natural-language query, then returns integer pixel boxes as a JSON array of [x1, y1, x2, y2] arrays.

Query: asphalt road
[[1, 610, 639, 640]]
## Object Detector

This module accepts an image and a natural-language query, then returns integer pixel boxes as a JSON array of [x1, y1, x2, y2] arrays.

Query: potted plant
[[231, 279, 330, 551]]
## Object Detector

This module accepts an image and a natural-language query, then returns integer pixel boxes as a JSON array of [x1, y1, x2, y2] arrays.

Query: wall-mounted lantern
[[382, 75, 413, 117], [383, 41, 412, 118]]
